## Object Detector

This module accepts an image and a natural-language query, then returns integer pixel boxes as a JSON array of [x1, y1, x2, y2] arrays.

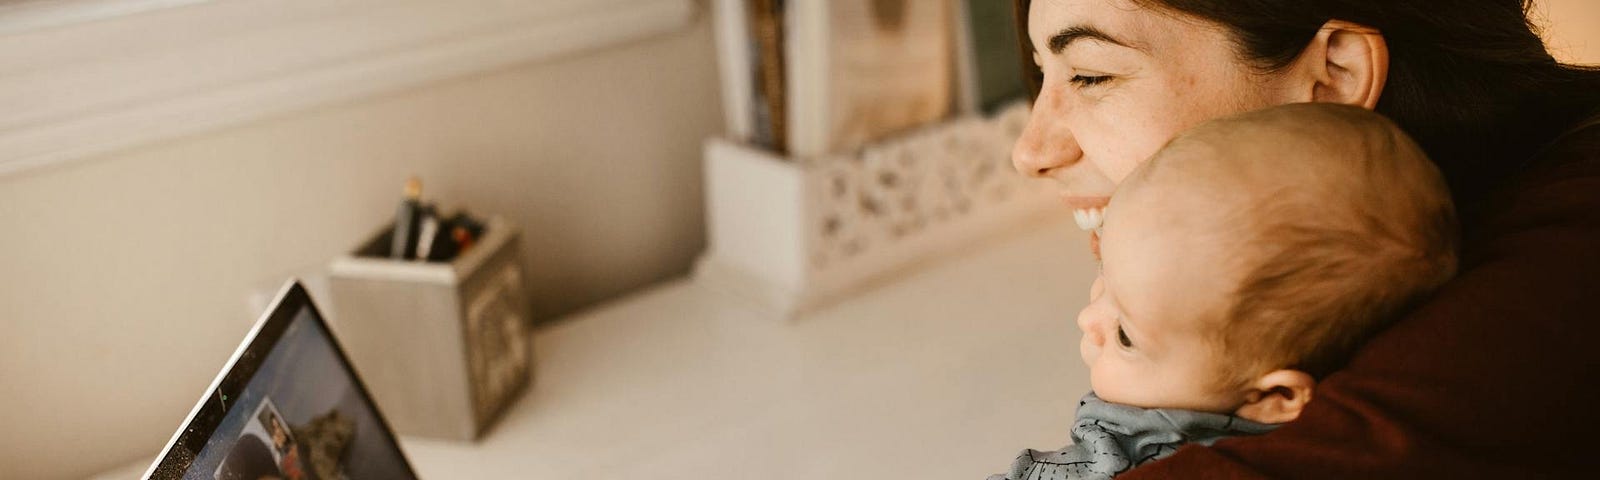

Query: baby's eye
[[1117, 324, 1134, 348]]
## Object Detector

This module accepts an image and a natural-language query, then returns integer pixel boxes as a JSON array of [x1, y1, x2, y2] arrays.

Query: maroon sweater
[[1121, 119, 1600, 478]]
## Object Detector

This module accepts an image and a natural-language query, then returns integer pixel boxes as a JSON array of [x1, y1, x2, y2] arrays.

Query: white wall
[[0, 16, 722, 480]]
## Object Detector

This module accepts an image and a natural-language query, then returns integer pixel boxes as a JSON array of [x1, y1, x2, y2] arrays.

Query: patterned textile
[[989, 394, 1276, 480]]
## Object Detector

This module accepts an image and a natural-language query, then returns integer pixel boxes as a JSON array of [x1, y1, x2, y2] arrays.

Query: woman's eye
[[1117, 324, 1134, 348], [1070, 74, 1112, 87]]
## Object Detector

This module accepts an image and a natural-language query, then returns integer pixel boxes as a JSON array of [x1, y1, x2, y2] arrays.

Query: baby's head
[[1079, 103, 1457, 424]]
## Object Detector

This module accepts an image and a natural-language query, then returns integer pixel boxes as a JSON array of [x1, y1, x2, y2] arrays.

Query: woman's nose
[[1012, 88, 1083, 178]]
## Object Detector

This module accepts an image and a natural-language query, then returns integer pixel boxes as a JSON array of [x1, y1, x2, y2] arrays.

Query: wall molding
[[0, 0, 212, 36], [0, 0, 696, 177]]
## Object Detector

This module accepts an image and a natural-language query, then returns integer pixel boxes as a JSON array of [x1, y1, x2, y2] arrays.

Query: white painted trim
[[0, 0, 211, 35], [0, 0, 697, 178]]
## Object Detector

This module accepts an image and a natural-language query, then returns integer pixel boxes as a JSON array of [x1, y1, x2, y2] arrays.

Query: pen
[[390, 177, 422, 259]]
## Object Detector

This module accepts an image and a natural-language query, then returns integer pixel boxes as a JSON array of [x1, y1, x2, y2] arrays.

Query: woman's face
[[1015, 0, 1301, 233]]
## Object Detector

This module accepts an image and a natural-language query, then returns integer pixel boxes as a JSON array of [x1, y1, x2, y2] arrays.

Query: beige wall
[[0, 18, 721, 479], [1539, 0, 1600, 64]]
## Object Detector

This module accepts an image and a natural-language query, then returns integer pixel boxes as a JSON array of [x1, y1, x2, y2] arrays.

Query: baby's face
[[1077, 172, 1249, 413]]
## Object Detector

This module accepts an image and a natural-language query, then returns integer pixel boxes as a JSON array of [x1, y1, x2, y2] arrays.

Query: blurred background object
[[715, 0, 1028, 156], [783, 0, 954, 158], [697, 0, 1047, 317]]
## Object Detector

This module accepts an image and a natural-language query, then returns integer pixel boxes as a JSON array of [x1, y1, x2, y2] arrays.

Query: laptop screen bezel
[[143, 280, 418, 479]]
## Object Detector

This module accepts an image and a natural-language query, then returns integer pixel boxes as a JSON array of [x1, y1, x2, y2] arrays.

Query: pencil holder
[[327, 217, 532, 441]]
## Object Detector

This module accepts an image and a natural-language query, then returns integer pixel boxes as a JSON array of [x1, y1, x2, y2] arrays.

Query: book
[[711, 0, 756, 144], [786, 0, 955, 158], [954, 0, 1027, 115], [750, 0, 788, 152]]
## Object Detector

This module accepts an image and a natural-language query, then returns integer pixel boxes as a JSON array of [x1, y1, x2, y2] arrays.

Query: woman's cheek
[[1088, 106, 1158, 184]]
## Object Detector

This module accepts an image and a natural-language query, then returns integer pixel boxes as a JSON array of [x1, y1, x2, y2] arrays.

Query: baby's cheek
[[1087, 364, 1113, 398], [1078, 336, 1097, 367], [1088, 361, 1141, 405]]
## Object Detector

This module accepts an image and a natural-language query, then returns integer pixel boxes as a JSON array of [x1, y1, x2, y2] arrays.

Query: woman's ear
[[1233, 369, 1316, 424], [1293, 20, 1389, 109]]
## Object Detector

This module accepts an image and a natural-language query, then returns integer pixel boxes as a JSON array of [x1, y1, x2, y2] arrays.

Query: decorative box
[[693, 103, 1056, 318]]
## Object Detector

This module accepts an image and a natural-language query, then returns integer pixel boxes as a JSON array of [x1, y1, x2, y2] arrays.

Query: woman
[[1010, 0, 1600, 477]]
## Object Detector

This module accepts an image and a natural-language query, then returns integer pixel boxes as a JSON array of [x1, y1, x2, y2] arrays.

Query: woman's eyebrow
[[1048, 25, 1138, 54]]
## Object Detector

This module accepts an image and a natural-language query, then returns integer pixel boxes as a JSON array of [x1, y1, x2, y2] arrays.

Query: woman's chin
[[1090, 231, 1101, 260]]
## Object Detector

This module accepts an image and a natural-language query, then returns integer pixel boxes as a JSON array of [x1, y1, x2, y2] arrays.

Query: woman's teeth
[[1073, 208, 1104, 232]]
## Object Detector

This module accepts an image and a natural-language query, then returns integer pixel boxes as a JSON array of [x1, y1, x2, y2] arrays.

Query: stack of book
[[699, 1, 1043, 317], [713, 0, 1027, 158]]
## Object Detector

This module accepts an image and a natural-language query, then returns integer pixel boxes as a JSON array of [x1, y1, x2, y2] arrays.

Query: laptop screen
[[145, 282, 417, 480]]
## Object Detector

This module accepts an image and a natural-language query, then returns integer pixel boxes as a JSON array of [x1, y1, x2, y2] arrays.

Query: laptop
[[144, 280, 419, 480]]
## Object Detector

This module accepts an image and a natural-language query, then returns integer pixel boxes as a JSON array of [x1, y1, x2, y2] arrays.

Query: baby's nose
[[1076, 307, 1105, 347]]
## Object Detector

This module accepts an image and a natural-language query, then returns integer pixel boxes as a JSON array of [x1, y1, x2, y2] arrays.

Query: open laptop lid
[[144, 280, 418, 480]]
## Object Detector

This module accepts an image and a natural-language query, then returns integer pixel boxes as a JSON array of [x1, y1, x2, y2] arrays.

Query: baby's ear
[[1233, 370, 1316, 424]]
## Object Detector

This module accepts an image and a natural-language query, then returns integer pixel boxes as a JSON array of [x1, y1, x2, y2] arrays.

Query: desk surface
[[99, 217, 1096, 479]]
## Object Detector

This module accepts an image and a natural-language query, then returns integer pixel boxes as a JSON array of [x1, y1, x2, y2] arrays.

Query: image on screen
[[180, 308, 414, 480]]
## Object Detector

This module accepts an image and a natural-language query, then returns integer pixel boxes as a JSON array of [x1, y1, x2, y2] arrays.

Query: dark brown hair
[[1012, 0, 1600, 218]]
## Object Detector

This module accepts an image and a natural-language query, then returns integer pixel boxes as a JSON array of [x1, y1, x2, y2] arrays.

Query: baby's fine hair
[[1150, 103, 1459, 383]]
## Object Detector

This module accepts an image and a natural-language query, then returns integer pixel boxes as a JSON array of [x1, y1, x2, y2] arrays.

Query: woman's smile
[[1062, 194, 1110, 231]]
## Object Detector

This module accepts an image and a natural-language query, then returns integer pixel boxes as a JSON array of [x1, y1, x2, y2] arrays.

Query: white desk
[[98, 217, 1096, 479]]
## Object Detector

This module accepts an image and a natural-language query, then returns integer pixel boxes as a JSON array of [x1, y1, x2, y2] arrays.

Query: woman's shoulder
[[1526, 111, 1600, 174], [1477, 112, 1600, 229]]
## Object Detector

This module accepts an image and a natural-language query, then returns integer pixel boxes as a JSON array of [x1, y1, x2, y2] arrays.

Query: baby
[[992, 103, 1459, 480]]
